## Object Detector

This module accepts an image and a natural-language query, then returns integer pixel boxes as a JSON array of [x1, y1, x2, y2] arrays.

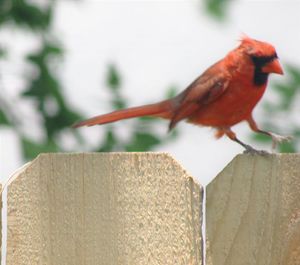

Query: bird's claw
[[271, 133, 293, 150], [243, 144, 270, 156]]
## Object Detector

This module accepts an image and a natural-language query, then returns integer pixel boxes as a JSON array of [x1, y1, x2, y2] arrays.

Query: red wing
[[169, 67, 231, 130]]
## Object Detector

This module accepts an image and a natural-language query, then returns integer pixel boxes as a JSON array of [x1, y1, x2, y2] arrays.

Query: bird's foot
[[243, 144, 270, 156], [270, 133, 293, 150]]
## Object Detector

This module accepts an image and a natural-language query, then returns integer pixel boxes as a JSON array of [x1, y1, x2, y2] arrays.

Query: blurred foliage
[[0, 0, 52, 30], [97, 65, 178, 152], [106, 64, 127, 110], [0, 0, 90, 160], [19, 39, 84, 159], [204, 0, 232, 20], [0, 107, 10, 125], [0, 0, 180, 161], [251, 64, 300, 152], [23, 40, 82, 139]]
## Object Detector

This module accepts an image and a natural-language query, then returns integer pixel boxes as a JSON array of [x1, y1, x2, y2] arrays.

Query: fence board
[[206, 154, 300, 265], [6, 153, 202, 265]]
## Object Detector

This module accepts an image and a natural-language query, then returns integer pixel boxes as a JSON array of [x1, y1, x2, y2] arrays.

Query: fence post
[[6, 153, 202, 265], [206, 154, 300, 265]]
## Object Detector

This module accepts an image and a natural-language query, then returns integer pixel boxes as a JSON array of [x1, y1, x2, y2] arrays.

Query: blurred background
[[0, 0, 300, 185]]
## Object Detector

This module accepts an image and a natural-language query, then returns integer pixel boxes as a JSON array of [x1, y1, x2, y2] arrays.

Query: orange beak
[[262, 58, 284, 75]]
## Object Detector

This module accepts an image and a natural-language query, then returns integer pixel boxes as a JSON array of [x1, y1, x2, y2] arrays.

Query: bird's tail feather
[[72, 99, 173, 128]]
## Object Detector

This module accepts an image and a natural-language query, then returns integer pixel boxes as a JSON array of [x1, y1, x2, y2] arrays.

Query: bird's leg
[[221, 127, 269, 155], [246, 116, 292, 150]]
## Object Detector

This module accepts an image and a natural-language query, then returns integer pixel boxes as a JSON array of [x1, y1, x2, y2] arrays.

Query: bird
[[73, 36, 291, 153]]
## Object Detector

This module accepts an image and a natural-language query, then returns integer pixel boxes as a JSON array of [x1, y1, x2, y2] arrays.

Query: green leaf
[[111, 98, 127, 110], [293, 128, 300, 138], [98, 129, 118, 152], [125, 132, 161, 151], [0, 109, 10, 125], [21, 137, 59, 160], [251, 133, 271, 143], [166, 128, 179, 140], [10, 0, 52, 30], [23, 41, 63, 100], [44, 42, 63, 56], [23, 40, 82, 139], [273, 83, 297, 111], [106, 64, 121, 91], [43, 106, 82, 138], [279, 141, 296, 153], [137, 116, 157, 122], [286, 64, 300, 83], [0, 45, 7, 59], [165, 85, 178, 99], [204, 0, 231, 20]]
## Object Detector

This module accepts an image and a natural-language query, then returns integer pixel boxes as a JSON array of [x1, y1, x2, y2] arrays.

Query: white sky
[[1, 0, 300, 185]]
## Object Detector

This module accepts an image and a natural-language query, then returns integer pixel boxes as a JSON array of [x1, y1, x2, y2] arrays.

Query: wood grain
[[206, 154, 300, 265], [6, 153, 202, 265]]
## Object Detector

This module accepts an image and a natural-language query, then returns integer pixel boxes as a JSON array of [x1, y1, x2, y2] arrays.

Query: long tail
[[72, 99, 174, 128]]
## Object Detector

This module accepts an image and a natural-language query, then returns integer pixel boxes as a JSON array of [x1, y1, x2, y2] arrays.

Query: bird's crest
[[239, 34, 276, 57]]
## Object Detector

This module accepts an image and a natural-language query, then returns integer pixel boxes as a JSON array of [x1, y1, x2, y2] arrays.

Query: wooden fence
[[2, 153, 300, 264]]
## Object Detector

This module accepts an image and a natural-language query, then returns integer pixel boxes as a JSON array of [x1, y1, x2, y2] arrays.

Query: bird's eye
[[250, 54, 277, 66]]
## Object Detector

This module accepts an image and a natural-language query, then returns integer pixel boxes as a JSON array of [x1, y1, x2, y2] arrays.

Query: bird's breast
[[189, 76, 267, 127]]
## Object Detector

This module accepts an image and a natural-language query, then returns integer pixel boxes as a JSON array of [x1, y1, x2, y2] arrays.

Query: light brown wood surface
[[6, 153, 202, 265], [206, 154, 300, 265]]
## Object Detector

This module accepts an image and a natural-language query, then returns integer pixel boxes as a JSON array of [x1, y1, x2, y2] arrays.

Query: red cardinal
[[73, 36, 291, 153]]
